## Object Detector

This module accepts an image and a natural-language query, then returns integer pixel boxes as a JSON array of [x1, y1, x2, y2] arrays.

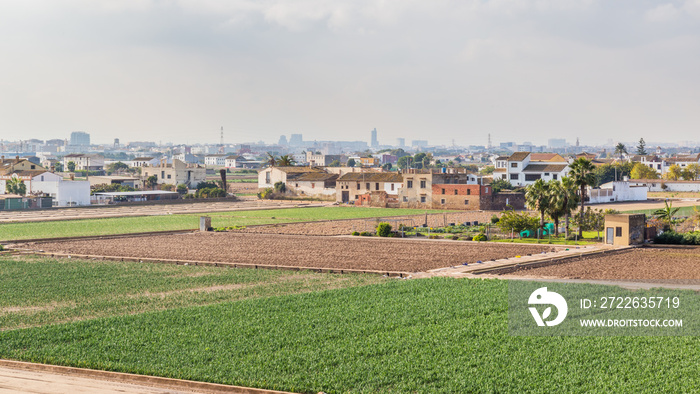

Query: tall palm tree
[[614, 143, 628, 157], [548, 177, 580, 238], [569, 158, 596, 238], [277, 155, 295, 166], [653, 200, 680, 231], [266, 152, 277, 167], [525, 179, 550, 233]]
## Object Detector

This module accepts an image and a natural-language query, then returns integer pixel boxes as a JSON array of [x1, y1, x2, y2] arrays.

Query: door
[[342, 191, 349, 203], [606, 227, 614, 244]]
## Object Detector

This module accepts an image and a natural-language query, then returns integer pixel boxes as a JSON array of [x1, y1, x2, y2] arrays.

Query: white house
[[591, 181, 648, 204], [30, 172, 91, 206], [62, 154, 105, 171], [625, 179, 700, 192], [493, 152, 570, 186], [130, 157, 159, 167], [204, 154, 227, 166]]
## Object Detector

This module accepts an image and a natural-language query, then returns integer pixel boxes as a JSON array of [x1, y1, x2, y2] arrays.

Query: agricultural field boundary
[[9, 249, 412, 278], [2, 229, 195, 244], [0, 359, 294, 394], [467, 245, 639, 275]]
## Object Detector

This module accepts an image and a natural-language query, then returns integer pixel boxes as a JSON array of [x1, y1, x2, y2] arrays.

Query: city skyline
[[2, 1, 700, 146]]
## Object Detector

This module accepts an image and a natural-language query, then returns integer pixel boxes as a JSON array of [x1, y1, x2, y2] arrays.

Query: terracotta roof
[[338, 172, 404, 182], [273, 166, 326, 174], [508, 152, 530, 161], [495, 156, 508, 160], [293, 173, 339, 182], [522, 164, 569, 173], [530, 153, 562, 161]]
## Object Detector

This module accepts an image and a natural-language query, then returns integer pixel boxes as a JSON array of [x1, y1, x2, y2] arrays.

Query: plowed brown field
[[23, 233, 558, 273]]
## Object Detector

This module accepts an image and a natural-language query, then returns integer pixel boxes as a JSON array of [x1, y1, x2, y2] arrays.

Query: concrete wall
[[31, 180, 91, 206], [626, 180, 700, 192], [289, 181, 336, 197], [592, 182, 647, 203]]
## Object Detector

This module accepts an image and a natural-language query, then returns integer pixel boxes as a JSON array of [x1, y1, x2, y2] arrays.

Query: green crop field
[[0, 256, 386, 331], [0, 269, 697, 392], [0, 207, 445, 241], [622, 205, 700, 217]]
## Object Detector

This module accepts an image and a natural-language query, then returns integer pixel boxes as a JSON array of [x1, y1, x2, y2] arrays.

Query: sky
[[1, 0, 700, 147]]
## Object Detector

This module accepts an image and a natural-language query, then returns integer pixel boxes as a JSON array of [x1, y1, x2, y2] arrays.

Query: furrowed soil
[[503, 247, 700, 280], [22, 233, 559, 273], [233, 211, 498, 236]]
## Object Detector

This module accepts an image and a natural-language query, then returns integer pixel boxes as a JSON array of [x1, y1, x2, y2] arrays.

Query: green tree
[[630, 162, 659, 179], [525, 179, 550, 232], [376, 222, 392, 237], [329, 160, 341, 167], [614, 142, 628, 157], [107, 162, 129, 174], [176, 184, 188, 194], [497, 210, 539, 235], [569, 158, 596, 238], [382, 163, 393, 171], [653, 200, 680, 231], [347, 158, 356, 167], [67, 161, 76, 172], [273, 181, 286, 194], [54, 162, 64, 172], [548, 177, 579, 238], [682, 163, 700, 180], [665, 164, 682, 180], [266, 152, 277, 167], [397, 156, 410, 169], [479, 166, 495, 175], [5, 177, 26, 195], [413, 153, 426, 169], [489, 178, 514, 193], [636, 138, 647, 156], [278, 155, 295, 166], [145, 175, 158, 190]]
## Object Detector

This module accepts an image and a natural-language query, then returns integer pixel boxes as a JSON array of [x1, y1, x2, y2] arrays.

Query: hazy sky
[[1, 0, 699, 146]]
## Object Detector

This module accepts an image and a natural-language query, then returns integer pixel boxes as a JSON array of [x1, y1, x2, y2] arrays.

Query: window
[[544, 173, 549, 176], [465, 200, 469, 205], [407, 180, 413, 188], [295, 183, 299, 187], [311, 183, 315, 188], [525, 174, 541, 181], [403, 196, 408, 202], [616, 227, 622, 237], [441, 199, 446, 204], [31, 165, 36, 169], [553, 174, 558, 180], [355, 195, 358, 199], [420, 196, 426, 203], [366, 183, 370, 190], [454, 189, 458, 195], [357, 183, 360, 189], [391, 184, 394, 191], [167, 174, 171, 179], [510, 174, 519, 180], [441, 188, 445, 194], [467, 189, 471, 195], [511, 163, 518, 168], [266, 173, 271, 184], [161, 171, 165, 178], [657, 164, 661, 170], [420, 180, 426, 188], [375, 183, 379, 191]]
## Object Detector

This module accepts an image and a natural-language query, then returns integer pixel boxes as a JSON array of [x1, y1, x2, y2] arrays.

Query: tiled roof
[[293, 173, 339, 182], [530, 153, 562, 161], [522, 164, 569, 173], [274, 166, 326, 174], [508, 152, 530, 161], [338, 172, 404, 182]]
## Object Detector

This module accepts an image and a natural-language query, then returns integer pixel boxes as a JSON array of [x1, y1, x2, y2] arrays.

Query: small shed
[[604, 214, 646, 246]]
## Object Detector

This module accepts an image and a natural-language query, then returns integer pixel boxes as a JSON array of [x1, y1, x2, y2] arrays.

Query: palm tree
[[548, 177, 580, 238], [525, 179, 550, 234], [266, 152, 277, 167], [653, 200, 680, 231], [614, 143, 628, 157], [569, 158, 596, 238], [277, 155, 295, 166]]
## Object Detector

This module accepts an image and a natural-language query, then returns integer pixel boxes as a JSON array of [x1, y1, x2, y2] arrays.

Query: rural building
[[431, 184, 492, 209], [129, 157, 159, 167], [0, 156, 45, 175], [604, 214, 646, 246], [62, 154, 105, 171], [336, 172, 403, 204], [31, 173, 91, 206], [92, 190, 180, 204], [225, 156, 260, 169], [592, 181, 648, 203], [398, 169, 482, 208], [305, 152, 342, 166], [204, 154, 227, 166], [493, 152, 569, 187], [288, 173, 338, 199], [141, 159, 206, 188], [257, 166, 327, 190], [628, 155, 668, 176], [88, 176, 142, 189]]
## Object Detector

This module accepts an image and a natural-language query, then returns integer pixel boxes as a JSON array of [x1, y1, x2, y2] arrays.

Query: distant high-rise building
[[396, 138, 405, 148], [548, 138, 567, 149], [576, 137, 580, 147], [70, 131, 90, 146], [289, 134, 303, 146], [278, 135, 288, 145], [371, 128, 378, 148], [412, 140, 428, 148], [114, 138, 120, 149]]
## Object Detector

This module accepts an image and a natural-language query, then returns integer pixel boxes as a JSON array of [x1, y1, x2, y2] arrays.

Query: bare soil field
[[228, 182, 259, 194], [22, 233, 559, 273], [503, 247, 700, 280], [235, 212, 499, 236]]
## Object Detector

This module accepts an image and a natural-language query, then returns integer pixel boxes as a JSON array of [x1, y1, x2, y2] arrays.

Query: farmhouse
[[336, 172, 403, 204], [62, 154, 105, 171], [493, 152, 569, 187], [398, 168, 482, 208], [288, 173, 338, 199], [258, 166, 327, 189], [141, 159, 206, 188]]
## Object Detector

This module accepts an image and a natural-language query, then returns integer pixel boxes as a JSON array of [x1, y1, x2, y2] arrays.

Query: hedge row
[[654, 231, 700, 245]]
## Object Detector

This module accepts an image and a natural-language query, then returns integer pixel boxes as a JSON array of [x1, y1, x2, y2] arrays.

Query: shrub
[[473, 233, 487, 242], [429, 234, 439, 239], [491, 215, 500, 224], [360, 231, 372, 236], [258, 188, 274, 199], [376, 222, 392, 237], [655, 231, 684, 244], [0, 244, 4, 251], [273, 181, 287, 194], [451, 235, 459, 240], [352, 231, 360, 236]]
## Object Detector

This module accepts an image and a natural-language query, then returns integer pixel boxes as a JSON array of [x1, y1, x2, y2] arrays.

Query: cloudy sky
[[1, 0, 699, 147]]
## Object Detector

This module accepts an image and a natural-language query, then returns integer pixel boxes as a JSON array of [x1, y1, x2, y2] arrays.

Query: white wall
[[626, 180, 700, 192], [31, 180, 91, 206], [592, 182, 648, 203]]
